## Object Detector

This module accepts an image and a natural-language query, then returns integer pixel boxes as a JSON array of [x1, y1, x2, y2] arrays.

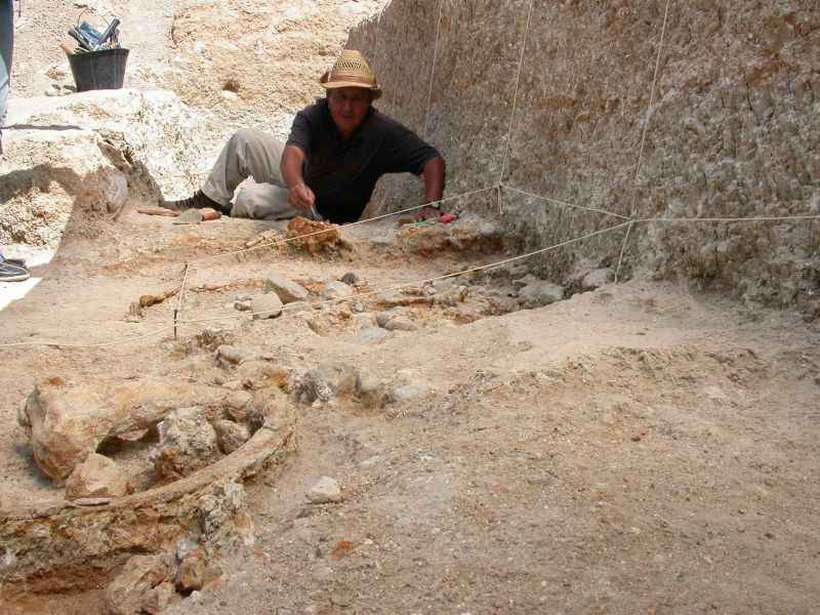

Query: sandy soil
[[1, 202, 819, 614]]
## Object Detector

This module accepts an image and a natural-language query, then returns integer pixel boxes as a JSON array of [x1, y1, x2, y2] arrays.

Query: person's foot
[[160, 189, 223, 212], [0, 257, 30, 282]]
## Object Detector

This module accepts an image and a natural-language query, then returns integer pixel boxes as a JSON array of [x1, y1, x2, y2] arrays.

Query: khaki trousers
[[201, 128, 319, 220]]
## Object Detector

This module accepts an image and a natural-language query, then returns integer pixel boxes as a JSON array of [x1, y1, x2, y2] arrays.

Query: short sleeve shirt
[[286, 99, 441, 223]]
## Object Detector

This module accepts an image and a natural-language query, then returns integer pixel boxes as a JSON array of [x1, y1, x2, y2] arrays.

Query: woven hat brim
[[320, 76, 382, 100]]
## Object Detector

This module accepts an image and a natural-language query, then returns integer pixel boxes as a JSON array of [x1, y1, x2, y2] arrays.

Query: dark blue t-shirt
[[286, 99, 440, 223]]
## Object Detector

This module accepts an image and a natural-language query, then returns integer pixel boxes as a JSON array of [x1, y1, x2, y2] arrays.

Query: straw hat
[[320, 50, 382, 100]]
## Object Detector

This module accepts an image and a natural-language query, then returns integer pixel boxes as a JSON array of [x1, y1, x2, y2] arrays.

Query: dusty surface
[[1, 203, 819, 614]]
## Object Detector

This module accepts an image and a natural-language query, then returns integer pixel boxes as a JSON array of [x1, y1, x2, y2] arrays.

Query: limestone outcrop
[[350, 1, 819, 312], [0, 89, 215, 248]]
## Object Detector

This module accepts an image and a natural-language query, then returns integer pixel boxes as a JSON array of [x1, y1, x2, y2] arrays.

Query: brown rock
[[65, 453, 130, 500], [104, 553, 174, 615], [286, 217, 343, 255], [141, 581, 178, 615], [212, 419, 251, 454], [19, 378, 239, 482], [236, 360, 290, 391], [175, 550, 206, 593], [223, 390, 254, 422], [200, 207, 222, 222]]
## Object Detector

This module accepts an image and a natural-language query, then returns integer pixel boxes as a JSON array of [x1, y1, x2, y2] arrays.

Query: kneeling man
[[163, 50, 445, 223]]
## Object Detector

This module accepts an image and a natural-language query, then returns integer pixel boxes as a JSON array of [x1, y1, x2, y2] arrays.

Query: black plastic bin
[[68, 48, 129, 92]]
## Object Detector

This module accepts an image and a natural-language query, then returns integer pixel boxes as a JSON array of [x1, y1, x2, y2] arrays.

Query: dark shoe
[[0, 258, 30, 282], [160, 189, 222, 212]]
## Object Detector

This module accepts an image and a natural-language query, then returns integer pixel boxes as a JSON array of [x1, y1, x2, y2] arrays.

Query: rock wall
[[351, 0, 819, 311], [0, 89, 217, 248]]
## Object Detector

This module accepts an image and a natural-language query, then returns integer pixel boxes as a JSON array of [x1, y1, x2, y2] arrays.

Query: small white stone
[[251, 293, 283, 319], [306, 476, 342, 504], [322, 281, 354, 300]]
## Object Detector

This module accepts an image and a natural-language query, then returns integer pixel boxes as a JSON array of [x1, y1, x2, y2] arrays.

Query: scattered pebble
[[323, 281, 355, 300], [251, 293, 283, 319], [306, 476, 342, 504]]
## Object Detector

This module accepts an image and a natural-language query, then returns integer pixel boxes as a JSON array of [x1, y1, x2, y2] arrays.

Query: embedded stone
[[212, 419, 251, 454], [65, 453, 130, 500], [306, 476, 342, 504], [154, 407, 220, 480], [265, 272, 310, 303], [104, 553, 174, 615], [322, 281, 355, 300], [251, 293, 283, 319], [518, 281, 565, 308]]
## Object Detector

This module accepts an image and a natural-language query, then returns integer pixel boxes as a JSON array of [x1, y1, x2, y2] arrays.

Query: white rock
[[518, 281, 564, 308], [1, 89, 212, 249], [306, 476, 342, 504], [581, 268, 614, 291], [322, 281, 354, 300], [296, 364, 359, 404], [154, 407, 220, 480], [251, 293, 283, 319]]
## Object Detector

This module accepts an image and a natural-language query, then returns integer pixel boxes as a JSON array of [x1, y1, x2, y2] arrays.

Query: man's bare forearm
[[422, 157, 445, 205], [281, 145, 307, 189]]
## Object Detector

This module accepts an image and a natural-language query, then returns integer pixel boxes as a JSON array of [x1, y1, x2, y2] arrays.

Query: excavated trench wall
[[351, 0, 819, 311]]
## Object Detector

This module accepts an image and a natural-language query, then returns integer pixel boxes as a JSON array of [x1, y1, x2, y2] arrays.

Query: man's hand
[[288, 182, 315, 211], [415, 205, 441, 221]]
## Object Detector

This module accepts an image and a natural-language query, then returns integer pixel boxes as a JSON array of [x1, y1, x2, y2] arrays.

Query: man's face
[[328, 87, 373, 137]]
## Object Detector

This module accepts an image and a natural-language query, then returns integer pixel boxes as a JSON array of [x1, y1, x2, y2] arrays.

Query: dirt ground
[[3, 1, 820, 614], [2, 201, 819, 614]]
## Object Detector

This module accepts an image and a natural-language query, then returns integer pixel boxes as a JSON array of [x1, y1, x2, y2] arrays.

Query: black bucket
[[68, 48, 129, 92]]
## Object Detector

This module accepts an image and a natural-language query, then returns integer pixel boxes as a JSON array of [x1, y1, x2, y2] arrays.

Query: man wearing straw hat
[[162, 50, 445, 224]]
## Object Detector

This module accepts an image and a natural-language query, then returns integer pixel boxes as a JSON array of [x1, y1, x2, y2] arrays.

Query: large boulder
[[19, 377, 247, 482], [0, 89, 215, 249]]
